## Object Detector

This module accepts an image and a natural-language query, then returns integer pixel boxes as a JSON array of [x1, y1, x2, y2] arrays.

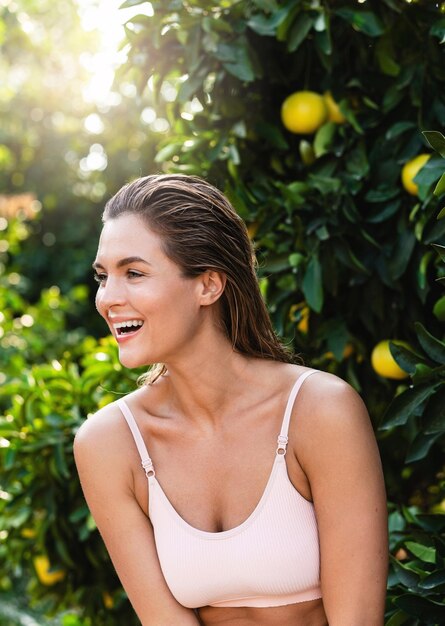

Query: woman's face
[[93, 213, 205, 369]]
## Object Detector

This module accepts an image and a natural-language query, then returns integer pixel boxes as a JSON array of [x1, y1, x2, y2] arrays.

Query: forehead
[[97, 214, 162, 258]]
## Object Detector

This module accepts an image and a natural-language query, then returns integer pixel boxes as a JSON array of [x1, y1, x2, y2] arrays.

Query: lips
[[111, 319, 144, 338]]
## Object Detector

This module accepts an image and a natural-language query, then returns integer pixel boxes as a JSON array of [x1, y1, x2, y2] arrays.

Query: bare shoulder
[[288, 367, 379, 469], [73, 395, 142, 484], [294, 367, 370, 429], [74, 400, 126, 457]]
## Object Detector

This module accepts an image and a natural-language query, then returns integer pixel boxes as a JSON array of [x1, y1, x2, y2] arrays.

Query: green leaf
[[423, 387, 445, 434], [405, 542, 436, 564], [389, 344, 419, 376], [388, 230, 416, 280], [434, 172, 445, 197], [433, 244, 445, 261], [383, 84, 405, 113], [419, 569, 445, 590], [414, 322, 445, 365], [287, 13, 313, 53], [388, 509, 406, 533], [376, 36, 400, 77], [251, 0, 279, 10], [384, 610, 410, 626], [302, 255, 323, 313], [54, 443, 70, 479], [394, 594, 445, 622], [413, 157, 444, 191], [389, 555, 421, 590], [415, 514, 445, 533], [177, 69, 207, 102], [308, 174, 341, 195], [154, 143, 180, 163], [437, 206, 445, 220], [256, 122, 289, 150], [380, 384, 438, 430], [430, 18, 445, 43], [335, 8, 385, 37], [365, 185, 399, 203], [317, 318, 350, 361], [313, 122, 336, 158], [247, 6, 290, 37], [423, 130, 445, 158], [4, 447, 16, 470], [119, 0, 150, 8], [223, 44, 256, 82], [264, 253, 291, 273], [386, 121, 416, 141], [314, 23, 332, 57], [433, 295, 445, 322], [406, 430, 443, 463]]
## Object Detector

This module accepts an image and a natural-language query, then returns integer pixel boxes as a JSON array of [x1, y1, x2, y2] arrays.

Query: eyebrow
[[92, 256, 152, 270]]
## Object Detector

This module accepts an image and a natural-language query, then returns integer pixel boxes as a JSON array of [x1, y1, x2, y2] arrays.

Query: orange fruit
[[281, 91, 328, 134]]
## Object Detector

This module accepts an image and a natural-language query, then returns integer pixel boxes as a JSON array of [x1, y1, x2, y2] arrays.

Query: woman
[[74, 174, 388, 626]]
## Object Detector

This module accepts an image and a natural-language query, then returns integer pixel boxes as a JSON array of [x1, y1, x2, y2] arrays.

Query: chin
[[117, 350, 151, 370]]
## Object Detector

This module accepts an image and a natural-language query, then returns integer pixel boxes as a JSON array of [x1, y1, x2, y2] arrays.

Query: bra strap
[[277, 370, 318, 455], [117, 399, 155, 477]]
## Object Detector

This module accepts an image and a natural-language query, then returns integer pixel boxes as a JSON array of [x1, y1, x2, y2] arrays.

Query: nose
[[95, 276, 126, 317]]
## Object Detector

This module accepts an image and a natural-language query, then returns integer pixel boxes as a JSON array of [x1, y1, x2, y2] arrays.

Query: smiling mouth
[[113, 320, 144, 337]]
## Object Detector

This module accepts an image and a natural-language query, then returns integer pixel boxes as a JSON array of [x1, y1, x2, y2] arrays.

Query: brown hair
[[102, 174, 294, 383]]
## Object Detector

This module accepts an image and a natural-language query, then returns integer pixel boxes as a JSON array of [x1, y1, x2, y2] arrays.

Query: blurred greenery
[[1, 0, 445, 624]]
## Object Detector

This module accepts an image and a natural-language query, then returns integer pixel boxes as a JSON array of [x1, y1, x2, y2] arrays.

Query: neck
[[157, 334, 266, 430]]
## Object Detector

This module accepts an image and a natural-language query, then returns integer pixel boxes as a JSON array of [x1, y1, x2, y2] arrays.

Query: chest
[[133, 419, 279, 532]]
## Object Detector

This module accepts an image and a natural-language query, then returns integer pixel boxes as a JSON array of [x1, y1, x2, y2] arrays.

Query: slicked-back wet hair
[[102, 174, 294, 383]]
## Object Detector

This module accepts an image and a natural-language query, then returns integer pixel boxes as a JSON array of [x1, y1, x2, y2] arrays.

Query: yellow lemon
[[371, 340, 410, 380], [323, 91, 346, 124], [102, 591, 114, 609], [21, 528, 36, 539], [33, 555, 66, 586], [325, 344, 354, 361], [281, 91, 328, 134], [247, 221, 259, 240], [401, 154, 430, 196], [289, 303, 310, 334]]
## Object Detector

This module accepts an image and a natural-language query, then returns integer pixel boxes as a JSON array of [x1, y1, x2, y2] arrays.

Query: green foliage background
[[1, 0, 445, 624]]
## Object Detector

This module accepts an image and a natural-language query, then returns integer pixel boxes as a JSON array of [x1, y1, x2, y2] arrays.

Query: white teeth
[[113, 320, 144, 330]]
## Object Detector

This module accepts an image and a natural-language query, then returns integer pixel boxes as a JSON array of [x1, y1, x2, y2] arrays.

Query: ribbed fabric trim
[[210, 588, 322, 608]]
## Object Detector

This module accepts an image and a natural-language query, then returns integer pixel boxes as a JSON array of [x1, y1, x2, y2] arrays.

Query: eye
[[93, 271, 107, 285], [127, 270, 144, 279]]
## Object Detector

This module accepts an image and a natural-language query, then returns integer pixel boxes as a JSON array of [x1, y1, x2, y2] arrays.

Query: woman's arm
[[295, 374, 388, 626], [74, 407, 200, 626]]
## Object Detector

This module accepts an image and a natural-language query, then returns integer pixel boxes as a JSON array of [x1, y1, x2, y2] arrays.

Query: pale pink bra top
[[117, 369, 322, 609]]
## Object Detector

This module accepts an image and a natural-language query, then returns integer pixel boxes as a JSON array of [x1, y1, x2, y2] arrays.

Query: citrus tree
[[118, 0, 445, 489], [2, 1, 445, 624], [116, 1, 445, 622], [381, 131, 445, 625]]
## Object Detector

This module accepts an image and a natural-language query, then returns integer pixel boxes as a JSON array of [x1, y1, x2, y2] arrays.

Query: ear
[[199, 270, 226, 306]]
